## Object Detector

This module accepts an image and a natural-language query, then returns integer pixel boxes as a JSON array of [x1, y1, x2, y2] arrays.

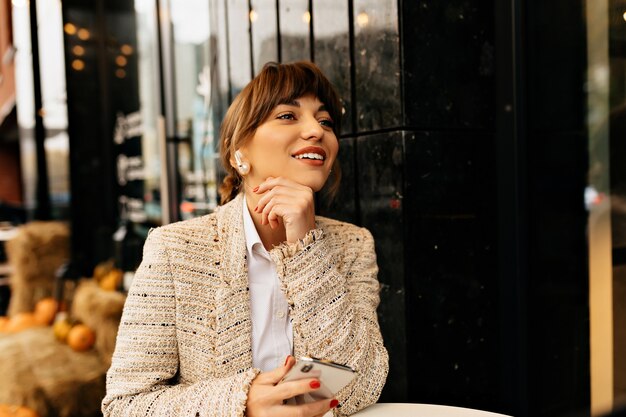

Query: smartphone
[[280, 357, 356, 404]]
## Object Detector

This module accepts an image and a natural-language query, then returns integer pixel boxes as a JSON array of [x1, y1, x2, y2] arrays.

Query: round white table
[[351, 403, 511, 417]]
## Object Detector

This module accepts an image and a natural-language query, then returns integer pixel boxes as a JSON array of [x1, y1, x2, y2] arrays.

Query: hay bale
[[0, 328, 107, 417], [71, 280, 125, 366], [5, 222, 70, 316]]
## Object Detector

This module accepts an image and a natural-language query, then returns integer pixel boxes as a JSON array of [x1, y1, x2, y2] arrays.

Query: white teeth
[[294, 153, 324, 160]]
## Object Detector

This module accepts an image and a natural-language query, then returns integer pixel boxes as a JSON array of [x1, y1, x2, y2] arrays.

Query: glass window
[[587, 0, 626, 411]]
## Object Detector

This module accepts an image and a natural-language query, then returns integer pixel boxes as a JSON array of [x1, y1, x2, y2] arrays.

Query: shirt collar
[[242, 194, 268, 258]]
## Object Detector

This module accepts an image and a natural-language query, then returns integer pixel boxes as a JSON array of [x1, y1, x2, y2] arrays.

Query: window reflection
[[13, 0, 70, 219], [135, 0, 163, 224], [279, 0, 310, 63], [170, 0, 218, 218], [587, 0, 626, 412], [250, 0, 277, 74], [227, 0, 252, 95]]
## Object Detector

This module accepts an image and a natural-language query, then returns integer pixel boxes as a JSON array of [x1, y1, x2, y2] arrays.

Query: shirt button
[[276, 311, 285, 319]]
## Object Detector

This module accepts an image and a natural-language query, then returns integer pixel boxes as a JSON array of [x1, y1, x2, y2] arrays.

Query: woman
[[102, 61, 388, 417]]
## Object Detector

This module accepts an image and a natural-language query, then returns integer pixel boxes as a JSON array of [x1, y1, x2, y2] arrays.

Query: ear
[[228, 147, 242, 169], [232, 149, 246, 165]]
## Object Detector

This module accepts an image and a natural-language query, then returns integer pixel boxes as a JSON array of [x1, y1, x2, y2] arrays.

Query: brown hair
[[219, 61, 342, 204]]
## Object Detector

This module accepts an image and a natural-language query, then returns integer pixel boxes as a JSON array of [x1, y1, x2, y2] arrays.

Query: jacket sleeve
[[271, 227, 389, 416], [102, 228, 259, 417]]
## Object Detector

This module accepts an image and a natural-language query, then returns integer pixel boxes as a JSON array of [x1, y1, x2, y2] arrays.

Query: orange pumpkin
[[0, 404, 39, 417], [53, 314, 72, 343], [67, 324, 96, 352], [99, 269, 122, 291], [5, 313, 41, 333], [34, 298, 58, 325], [0, 317, 9, 332]]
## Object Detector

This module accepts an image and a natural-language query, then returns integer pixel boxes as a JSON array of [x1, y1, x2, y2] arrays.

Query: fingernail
[[310, 380, 321, 389], [253, 186, 259, 192], [253, 206, 258, 212], [330, 399, 339, 408], [284, 355, 291, 366]]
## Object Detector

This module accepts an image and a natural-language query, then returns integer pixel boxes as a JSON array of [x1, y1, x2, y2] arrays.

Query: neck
[[244, 190, 287, 250]]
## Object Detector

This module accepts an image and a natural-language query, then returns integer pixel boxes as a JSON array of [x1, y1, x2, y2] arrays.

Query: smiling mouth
[[291, 146, 327, 162], [293, 153, 325, 161]]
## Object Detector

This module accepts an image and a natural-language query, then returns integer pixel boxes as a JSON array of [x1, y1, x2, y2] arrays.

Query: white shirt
[[242, 195, 294, 372]]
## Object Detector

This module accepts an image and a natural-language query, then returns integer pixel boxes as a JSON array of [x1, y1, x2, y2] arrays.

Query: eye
[[320, 118, 335, 128], [277, 112, 295, 120]]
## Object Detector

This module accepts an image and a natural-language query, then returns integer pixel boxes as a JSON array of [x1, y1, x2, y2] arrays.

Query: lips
[[291, 146, 327, 161]]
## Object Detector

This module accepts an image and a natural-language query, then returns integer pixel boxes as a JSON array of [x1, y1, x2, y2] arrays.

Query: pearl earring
[[234, 150, 250, 175]]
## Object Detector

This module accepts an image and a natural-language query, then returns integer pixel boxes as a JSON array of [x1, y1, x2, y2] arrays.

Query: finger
[[261, 199, 290, 228], [275, 378, 322, 400], [267, 202, 303, 229], [268, 208, 280, 229], [257, 355, 296, 385], [261, 200, 282, 228], [255, 177, 312, 195], [254, 176, 278, 194], [262, 199, 279, 227], [255, 186, 304, 212], [255, 188, 276, 214], [285, 398, 336, 417], [255, 357, 294, 385], [262, 201, 285, 230], [254, 181, 314, 215], [285, 355, 296, 370]]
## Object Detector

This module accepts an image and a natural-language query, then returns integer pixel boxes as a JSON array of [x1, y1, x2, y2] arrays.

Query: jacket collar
[[215, 193, 248, 287], [213, 193, 254, 372]]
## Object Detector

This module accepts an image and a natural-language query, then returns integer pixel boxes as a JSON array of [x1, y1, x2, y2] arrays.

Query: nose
[[301, 116, 323, 141]]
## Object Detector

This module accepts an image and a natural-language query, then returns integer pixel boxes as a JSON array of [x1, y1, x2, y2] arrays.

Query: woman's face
[[239, 95, 338, 192]]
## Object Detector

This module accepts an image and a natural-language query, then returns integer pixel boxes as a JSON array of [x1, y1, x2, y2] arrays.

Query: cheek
[[247, 129, 287, 165], [328, 138, 340, 165]]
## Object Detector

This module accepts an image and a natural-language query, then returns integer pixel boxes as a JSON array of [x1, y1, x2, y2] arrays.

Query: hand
[[246, 356, 338, 417], [253, 177, 317, 243]]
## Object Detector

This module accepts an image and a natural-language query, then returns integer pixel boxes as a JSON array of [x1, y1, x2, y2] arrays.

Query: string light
[[71, 59, 85, 71], [356, 12, 369, 28], [64, 23, 77, 35], [77, 28, 91, 40], [115, 55, 128, 67], [72, 45, 85, 56], [120, 44, 134, 55]]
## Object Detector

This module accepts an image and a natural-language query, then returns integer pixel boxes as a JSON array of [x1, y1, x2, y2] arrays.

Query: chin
[[295, 176, 328, 192]]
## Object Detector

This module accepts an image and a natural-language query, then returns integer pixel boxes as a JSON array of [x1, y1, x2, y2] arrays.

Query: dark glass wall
[[525, 0, 589, 414], [62, 0, 141, 275]]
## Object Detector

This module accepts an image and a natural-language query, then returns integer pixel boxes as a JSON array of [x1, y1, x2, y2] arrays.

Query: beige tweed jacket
[[102, 193, 389, 416]]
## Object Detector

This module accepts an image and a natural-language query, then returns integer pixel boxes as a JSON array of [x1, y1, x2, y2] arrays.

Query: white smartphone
[[280, 356, 356, 404]]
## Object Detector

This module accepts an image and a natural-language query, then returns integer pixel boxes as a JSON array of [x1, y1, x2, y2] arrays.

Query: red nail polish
[[284, 355, 291, 366], [330, 399, 339, 408], [310, 380, 321, 389], [253, 186, 259, 192], [254, 206, 258, 212]]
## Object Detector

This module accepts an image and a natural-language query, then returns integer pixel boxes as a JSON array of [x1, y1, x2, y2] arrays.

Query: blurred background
[[0, 0, 624, 416]]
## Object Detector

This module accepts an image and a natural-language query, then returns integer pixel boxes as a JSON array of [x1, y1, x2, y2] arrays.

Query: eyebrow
[[280, 99, 327, 112]]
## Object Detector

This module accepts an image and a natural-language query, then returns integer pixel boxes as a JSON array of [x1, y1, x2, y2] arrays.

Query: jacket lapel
[[213, 193, 254, 373]]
